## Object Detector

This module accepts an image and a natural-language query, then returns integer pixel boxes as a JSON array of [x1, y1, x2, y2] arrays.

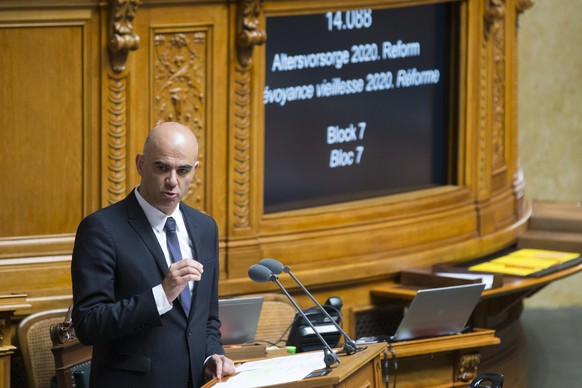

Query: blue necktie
[[165, 217, 191, 316]]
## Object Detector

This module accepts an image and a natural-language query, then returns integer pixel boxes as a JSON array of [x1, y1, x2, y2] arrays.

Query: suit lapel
[[125, 191, 169, 276]]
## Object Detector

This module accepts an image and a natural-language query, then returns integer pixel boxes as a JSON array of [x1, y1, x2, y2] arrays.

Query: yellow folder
[[468, 248, 580, 276]]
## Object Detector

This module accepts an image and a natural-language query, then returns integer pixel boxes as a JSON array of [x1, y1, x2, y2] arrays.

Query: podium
[[203, 342, 385, 387], [204, 330, 499, 387]]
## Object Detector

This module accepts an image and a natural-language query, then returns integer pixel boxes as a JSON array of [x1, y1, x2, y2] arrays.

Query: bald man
[[72, 122, 235, 387]]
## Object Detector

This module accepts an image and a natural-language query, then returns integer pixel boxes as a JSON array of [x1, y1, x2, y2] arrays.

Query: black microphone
[[248, 264, 340, 369], [259, 258, 361, 355]]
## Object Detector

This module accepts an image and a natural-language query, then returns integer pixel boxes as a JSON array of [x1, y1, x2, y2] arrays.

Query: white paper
[[214, 351, 327, 387], [435, 272, 494, 289]]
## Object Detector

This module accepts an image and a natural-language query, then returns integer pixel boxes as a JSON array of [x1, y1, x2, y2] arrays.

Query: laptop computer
[[219, 296, 264, 345], [390, 283, 485, 342]]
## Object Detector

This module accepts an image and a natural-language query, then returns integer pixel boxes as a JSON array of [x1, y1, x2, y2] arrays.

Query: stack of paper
[[214, 351, 327, 387], [468, 249, 581, 277]]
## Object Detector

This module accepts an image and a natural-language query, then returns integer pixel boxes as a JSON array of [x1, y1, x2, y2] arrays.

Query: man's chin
[[157, 199, 180, 215]]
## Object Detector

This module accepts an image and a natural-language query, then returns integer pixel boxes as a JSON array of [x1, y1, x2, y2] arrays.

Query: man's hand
[[205, 354, 236, 380], [162, 258, 203, 303]]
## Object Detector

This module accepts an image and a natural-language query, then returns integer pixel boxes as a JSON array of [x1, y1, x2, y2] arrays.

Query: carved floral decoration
[[153, 31, 207, 207]]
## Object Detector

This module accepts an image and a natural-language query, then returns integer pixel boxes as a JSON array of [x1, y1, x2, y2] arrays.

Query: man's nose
[[166, 170, 178, 186]]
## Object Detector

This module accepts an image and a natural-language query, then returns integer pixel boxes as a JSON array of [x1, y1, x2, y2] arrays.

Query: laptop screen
[[391, 283, 485, 342], [219, 296, 264, 345]]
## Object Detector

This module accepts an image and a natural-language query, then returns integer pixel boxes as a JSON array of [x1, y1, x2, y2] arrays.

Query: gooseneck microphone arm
[[248, 264, 340, 369], [259, 258, 360, 355]]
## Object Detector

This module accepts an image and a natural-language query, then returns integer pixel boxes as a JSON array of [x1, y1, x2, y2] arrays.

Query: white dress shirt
[[135, 187, 194, 315]]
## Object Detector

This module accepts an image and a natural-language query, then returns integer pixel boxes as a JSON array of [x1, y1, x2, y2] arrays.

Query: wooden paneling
[[0, 5, 100, 252], [0, 25, 83, 238], [0, 0, 535, 323], [0, 5, 99, 312]]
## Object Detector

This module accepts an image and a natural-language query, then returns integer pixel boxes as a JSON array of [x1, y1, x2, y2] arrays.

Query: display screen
[[264, 3, 456, 213]]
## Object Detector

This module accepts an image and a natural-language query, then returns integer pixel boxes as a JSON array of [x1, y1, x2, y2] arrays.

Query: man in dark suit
[[72, 122, 235, 387]]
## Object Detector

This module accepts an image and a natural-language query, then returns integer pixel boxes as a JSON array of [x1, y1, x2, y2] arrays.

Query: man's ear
[[136, 154, 144, 176]]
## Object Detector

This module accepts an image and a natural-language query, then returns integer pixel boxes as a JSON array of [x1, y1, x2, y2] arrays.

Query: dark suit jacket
[[71, 190, 224, 388]]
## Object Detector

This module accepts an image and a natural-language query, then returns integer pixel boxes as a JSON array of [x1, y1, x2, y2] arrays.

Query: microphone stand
[[248, 264, 340, 369], [260, 259, 362, 355]]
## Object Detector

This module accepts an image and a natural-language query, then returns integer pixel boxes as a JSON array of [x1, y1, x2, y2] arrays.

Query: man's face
[[136, 134, 199, 215]]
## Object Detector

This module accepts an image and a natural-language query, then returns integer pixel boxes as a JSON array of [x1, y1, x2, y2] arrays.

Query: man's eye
[[156, 165, 168, 172], [178, 168, 191, 175]]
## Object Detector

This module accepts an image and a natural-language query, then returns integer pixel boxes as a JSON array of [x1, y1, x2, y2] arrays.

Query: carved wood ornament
[[457, 352, 482, 382], [49, 305, 76, 345], [153, 30, 208, 208], [236, 0, 266, 67], [106, 75, 128, 205], [516, 0, 534, 27], [233, 67, 252, 230], [517, 0, 534, 14], [232, 0, 266, 231], [108, 0, 141, 73], [477, 0, 508, 197], [484, 0, 505, 40], [492, 1, 507, 172]]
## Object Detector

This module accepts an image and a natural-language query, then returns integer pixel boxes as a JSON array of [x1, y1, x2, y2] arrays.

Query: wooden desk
[[204, 342, 385, 388], [370, 263, 582, 387], [371, 262, 582, 333], [384, 329, 500, 387], [371, 263, 582, 301], [205, 330, 499, 388]]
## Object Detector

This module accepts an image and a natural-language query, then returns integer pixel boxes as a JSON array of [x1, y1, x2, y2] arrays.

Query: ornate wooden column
[[225, 0, 267, 277], [103, 0, 141, 206]]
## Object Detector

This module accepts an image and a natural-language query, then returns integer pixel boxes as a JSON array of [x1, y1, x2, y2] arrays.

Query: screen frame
[[258, 0, 464, 225]]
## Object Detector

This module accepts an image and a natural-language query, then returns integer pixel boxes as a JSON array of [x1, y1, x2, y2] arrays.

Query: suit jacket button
[[187, 331, 192, 337]]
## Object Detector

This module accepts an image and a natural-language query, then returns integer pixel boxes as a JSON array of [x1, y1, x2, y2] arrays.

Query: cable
[[277, 318, 296, 345], [383, 348, 389, 388], [254, 304, 344, 349], [386, 340, 397, 388], [252, 318, 297, 347]]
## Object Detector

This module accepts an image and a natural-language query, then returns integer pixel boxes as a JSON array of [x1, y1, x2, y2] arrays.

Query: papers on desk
[[214, 350, 327, 387], [434, 272, 495, 289], [468, 249, 582, 277]]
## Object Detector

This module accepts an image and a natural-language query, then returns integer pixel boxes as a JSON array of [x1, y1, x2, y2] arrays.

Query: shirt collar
[[135, 186, 184, 233]]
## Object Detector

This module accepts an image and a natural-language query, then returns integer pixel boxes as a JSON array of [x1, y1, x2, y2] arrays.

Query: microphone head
[[259, 258, 284, 274], [248, 264, 275, 283]]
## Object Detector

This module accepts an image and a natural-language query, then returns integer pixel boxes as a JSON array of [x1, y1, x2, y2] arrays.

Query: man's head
[[136, 122, 199, 215]]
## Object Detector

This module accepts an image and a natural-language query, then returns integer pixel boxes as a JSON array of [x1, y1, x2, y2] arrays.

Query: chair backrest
[[50, 304, 92, 388], [17, 308, 68, 388], [253, 293, 297, 345]]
